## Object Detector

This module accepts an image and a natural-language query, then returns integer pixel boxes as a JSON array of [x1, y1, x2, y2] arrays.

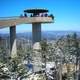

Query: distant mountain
[[0, 31, 80, 40], [42, 31, 80, 40]]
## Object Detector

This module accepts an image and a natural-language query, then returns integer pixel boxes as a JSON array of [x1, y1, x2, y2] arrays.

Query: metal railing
[[0, 16, 20, 20]]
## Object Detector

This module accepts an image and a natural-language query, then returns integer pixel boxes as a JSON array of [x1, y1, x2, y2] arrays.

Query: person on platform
[[24, 13, 27, 17]]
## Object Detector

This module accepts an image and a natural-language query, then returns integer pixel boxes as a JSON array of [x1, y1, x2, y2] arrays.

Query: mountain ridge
[[0, 31, 80, 40]]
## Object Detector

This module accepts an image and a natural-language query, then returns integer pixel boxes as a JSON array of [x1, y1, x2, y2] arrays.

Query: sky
[[0, 0, 80, 33]]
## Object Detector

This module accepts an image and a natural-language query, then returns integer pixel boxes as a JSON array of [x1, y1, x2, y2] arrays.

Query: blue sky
[[0, 0, 80, 33]]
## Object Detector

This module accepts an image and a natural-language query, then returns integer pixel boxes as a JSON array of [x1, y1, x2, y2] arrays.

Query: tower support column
[[32, 23, 41, 44], [10, 26, 17, 58]]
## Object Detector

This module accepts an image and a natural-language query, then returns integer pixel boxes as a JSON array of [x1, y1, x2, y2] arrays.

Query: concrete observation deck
[[0, 17, 53, 28]]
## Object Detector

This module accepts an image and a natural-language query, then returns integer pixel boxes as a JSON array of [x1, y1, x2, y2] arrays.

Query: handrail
[[0, 16, 20, 20], [0, 14, 53, 20]]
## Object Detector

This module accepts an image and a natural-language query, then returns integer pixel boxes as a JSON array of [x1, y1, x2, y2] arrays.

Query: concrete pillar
[[10, 26, 17, 58], [32, 23, 41, 44]]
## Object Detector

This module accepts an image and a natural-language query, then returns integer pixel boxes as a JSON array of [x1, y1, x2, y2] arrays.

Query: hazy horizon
[[0, 30, 80, 34]]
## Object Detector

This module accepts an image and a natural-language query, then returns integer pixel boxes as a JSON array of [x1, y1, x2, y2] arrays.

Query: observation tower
[[0, 8, 53, 72]]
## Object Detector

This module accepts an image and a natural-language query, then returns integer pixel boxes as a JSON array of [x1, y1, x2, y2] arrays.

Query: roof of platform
[[24, 8, 48, 13]]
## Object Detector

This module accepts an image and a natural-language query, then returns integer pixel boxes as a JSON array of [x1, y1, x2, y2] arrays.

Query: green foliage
[[40, 39, 48, 51], [0, 45, 32, 79], [7, 54, 28, 79], [0, 47, 8, 63], [56, 33, 80, 80]]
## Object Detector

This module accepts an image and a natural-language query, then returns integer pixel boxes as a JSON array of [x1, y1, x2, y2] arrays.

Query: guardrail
[[0, 16, 20, 20]]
